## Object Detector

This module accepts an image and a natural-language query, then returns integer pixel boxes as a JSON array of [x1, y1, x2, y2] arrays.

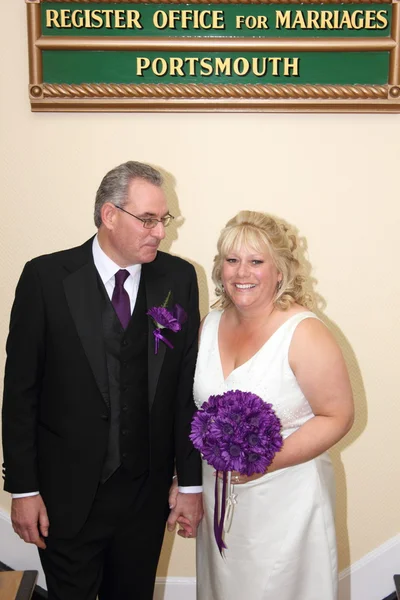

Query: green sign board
[[26, 0, 400, 112]]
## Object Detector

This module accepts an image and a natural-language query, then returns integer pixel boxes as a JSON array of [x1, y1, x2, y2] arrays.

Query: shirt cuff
[[178, 486, 203, 493], [12, 492, 40, 498]]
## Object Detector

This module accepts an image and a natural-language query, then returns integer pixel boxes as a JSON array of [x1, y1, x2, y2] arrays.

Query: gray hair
[[94, 161, 163, 228]]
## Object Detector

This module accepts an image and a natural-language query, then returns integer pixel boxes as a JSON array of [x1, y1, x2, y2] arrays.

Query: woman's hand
[[216, 465, 276, 485], [230, 471, 264, 485]]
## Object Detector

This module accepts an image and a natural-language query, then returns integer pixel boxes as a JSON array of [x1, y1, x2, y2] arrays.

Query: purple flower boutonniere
[[147, 291, 187, 354]]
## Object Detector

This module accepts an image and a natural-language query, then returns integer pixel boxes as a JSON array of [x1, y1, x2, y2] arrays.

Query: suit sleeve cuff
[[178, 486, 203, 493], [12, 492, 40, 498]]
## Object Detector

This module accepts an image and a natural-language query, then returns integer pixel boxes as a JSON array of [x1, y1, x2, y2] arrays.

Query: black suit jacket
[[2, 238, 201, 536]]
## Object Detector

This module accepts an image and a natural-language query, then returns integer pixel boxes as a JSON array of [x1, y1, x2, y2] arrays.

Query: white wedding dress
[[193, 310, 337, 600]]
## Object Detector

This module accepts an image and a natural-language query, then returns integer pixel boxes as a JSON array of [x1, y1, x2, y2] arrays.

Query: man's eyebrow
[[139, 211, 169, 218]]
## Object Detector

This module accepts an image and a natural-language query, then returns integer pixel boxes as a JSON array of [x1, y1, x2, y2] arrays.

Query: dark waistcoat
[[99, 274, 149, 483]]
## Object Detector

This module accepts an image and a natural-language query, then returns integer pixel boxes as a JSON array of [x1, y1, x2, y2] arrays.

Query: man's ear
[[101, 203, 117, 230]]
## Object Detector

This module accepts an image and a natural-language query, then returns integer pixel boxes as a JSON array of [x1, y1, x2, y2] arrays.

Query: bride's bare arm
[[229, 317, 354, 484], [271, 317, 354, 468]]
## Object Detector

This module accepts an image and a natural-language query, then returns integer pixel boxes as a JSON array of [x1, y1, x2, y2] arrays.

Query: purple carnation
[[201, 439, 228, 472], [220, 442, 246, 472], [189, 411, 212, 448], [147, 305, 186, 332], [190, 390, 283, 476]]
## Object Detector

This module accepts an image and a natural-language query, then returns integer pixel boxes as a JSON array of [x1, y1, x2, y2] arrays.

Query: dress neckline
[[216, 310, 312, 383]]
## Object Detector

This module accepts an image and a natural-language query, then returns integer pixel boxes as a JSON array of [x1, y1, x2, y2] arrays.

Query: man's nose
[[151, 221, 166, 240]]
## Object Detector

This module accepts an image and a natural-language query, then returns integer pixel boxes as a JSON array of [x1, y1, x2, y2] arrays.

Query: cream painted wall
[[1, 0, 399, 579]]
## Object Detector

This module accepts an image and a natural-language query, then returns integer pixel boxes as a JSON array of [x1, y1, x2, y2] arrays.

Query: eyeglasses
[[116, 206, 174, 229]]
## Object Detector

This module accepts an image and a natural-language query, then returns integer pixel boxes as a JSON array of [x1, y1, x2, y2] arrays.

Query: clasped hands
[[167, 479, 203, 539]]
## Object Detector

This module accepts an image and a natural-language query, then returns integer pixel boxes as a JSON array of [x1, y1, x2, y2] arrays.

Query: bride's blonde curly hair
[[212, 211, 312, 311]]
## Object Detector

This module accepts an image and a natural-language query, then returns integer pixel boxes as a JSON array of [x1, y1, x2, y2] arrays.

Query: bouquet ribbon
[[214, 471, 228, 555], [153, 329, 174, 354], [224, 472, 237, 532]]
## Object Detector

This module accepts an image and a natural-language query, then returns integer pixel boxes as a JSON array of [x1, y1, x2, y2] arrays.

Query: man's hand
[[168, 477, 179, 510], [11, 495, 49, 549], [167, 492, 203, 539]]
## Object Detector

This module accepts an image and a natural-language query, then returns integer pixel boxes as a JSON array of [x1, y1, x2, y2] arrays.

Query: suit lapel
[[143, 260, 170, 411], [63, 243, 173, 412], [63, 243, 110, 409]]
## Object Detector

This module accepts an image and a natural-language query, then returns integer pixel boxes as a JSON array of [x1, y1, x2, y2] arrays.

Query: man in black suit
[[2, 161, 202, 599]]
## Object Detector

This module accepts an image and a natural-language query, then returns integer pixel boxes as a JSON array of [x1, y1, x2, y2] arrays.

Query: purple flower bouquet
[[190, 390, 283, 553]]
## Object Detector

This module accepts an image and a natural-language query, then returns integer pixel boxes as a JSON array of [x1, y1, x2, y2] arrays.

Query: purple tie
[[112, 270, 131, 329]]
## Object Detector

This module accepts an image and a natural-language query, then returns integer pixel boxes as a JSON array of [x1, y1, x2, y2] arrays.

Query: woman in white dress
[[192, 211, 354, 600]]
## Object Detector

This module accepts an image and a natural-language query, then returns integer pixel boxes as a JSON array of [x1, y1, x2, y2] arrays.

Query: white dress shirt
[[92, 235, 141, 310], [13, 236, 201, 497]]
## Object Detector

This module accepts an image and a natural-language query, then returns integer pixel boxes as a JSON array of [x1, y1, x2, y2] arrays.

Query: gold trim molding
[[36, 37, 396, 52], [41, 82, 389, 100], [41, 0, 393, 4]]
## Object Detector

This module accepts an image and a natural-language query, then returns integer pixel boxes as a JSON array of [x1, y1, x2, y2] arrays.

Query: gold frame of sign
[[27, 0, 400, 112]]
